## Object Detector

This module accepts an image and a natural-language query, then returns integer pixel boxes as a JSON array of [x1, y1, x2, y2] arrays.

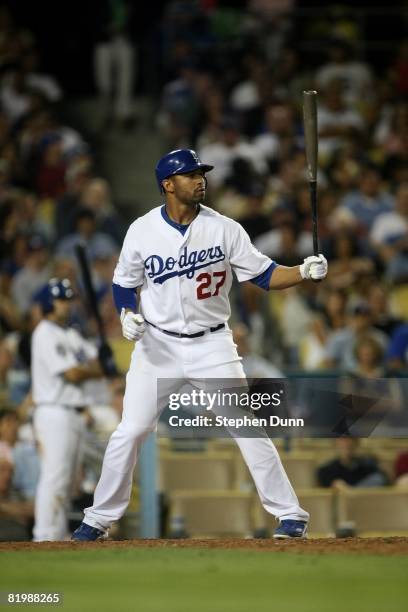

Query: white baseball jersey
[[31, 319, 97, 406], [84, 203, 309, 532], [113, 204, 274, 334]]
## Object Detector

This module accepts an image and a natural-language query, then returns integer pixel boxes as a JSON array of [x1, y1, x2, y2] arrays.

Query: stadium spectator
[[11, 234, 51, 315], [199, 116, 268, 191], [0, 264, 22, 334], [387, 39, 408, 98], [0, 408, 39, 497], [35, 134, 67, 199], [0, 340, 14, 406], [298, 289, 348, 370], [394, 451, 408, 487], [79, 178, 125, 246], [252, 103, 297, 172], [195, 86, 226, 150], [315, 38, 373, 107], [56, 208, 118, 264], [55, 158, 93, 241], [321, 289, 348, 332], [386, 324, 408, 371], [325, 231, 374, 289], [232, 323, 283, 379], [317, 438, 388, 489], [351, 335, 386, 379], [237, 183, 271, 241], [326, 149, 361, 198], [338, 164, 395, 235], [369, 181, 408, 283], [317, 79, 365, 160], [0, 457, 34, 541], [0, 67, 35, 125], [255, 220, 313, 266], [322, 300, 388, 371], [0, 407, 39, 541], [92, 0, 137, 129], [367, 285, 404, 338], [229, 52, 269, 137], [0, 6, 35, 72], [339, 334, 404, 436], [157, 60, 208, 149], [19, 50, 62, 104], [279, 284, 318, 367], [374, 102, 408, 157]]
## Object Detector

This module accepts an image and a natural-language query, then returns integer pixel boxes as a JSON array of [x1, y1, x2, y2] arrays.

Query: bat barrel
[[303, 90, 318, 182]]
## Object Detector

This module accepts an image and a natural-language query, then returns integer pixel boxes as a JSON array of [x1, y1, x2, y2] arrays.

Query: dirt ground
[[1, 537, 407, 555]]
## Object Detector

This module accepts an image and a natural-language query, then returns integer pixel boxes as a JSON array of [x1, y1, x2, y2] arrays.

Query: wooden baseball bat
[[75, 242, 107, 344], [302, 90, 320, 258]]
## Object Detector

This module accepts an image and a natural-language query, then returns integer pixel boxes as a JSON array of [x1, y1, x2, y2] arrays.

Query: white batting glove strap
[[300, 254, 328, 280], [120, 308, 146, 341]]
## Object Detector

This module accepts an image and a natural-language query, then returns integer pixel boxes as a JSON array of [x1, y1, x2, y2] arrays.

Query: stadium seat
[[279, 452, 318, 488], [159, 451, 237, 493], [297, 488, 336, 536], [292, 438, 335, 451], [377, 451, 400, 482], [380, 438, 408, 453], [336, 487, 408, 534], [167, 491, 255, 537], [208, 438, 286, 452], [360, 438, 408, 453]]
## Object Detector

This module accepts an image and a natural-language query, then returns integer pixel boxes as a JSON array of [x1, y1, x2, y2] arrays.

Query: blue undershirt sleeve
[[249, 262, 278, 291], [112, 283, 138, 314]]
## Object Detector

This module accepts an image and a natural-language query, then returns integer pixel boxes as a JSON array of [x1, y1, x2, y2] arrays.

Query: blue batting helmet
[[35, 278, 75, 314], [155, 149, 214, 193]]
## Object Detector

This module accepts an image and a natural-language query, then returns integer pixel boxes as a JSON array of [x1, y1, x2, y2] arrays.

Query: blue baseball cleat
[[273, 520, 307, 539], [71, 522, 106, 541]]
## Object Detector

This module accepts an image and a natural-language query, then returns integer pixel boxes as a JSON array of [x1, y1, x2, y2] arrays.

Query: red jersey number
[[196, 270, 226, 300]]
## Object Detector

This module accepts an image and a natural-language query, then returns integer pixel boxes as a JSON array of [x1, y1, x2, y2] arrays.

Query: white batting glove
[[300, 254, 328, 280], [120, 308, 146, 341]]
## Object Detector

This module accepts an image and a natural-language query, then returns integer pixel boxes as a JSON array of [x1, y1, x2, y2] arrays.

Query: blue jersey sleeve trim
[[249, 262, 278, 291], [112, 283, 138, 314]]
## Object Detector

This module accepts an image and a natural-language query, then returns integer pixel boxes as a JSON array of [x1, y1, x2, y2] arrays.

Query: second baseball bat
[[75, 242, 106, 344], [303, 90, 319, 257]]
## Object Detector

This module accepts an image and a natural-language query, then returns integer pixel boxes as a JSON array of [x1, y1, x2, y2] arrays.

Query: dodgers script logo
[[145, 246, 225, 284]]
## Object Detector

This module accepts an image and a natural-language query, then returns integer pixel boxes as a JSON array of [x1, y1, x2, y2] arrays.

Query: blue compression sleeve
[[249, 262, 278, 290], [112, 283, 138, 313]]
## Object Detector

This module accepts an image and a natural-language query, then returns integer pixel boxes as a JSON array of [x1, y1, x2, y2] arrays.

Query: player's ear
[[163, 177, 175, 194]]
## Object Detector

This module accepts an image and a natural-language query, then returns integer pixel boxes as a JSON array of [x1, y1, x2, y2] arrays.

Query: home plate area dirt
[[1, 537, 408, 555]]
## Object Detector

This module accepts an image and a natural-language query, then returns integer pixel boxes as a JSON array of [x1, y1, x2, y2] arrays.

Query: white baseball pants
[[84, 325, 309, 530], [33, 406, 85, 541]]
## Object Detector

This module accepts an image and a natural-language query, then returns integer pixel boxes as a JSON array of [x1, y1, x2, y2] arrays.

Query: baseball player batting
[[72, 149, 327, 541]]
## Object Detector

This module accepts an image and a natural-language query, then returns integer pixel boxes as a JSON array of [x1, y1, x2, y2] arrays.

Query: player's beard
[[178, 190, 205, 207], [191, 186, 206, 205]]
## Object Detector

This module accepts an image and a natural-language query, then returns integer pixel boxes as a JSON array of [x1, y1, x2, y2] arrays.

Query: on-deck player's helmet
[[155, 149, 214, 193], [36, 278, 75, 314]]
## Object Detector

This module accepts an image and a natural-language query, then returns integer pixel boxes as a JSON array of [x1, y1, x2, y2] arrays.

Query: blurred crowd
[[0, 4, 130, 539], [0, 1, 407, 539], [156, 0, 408, 374]]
